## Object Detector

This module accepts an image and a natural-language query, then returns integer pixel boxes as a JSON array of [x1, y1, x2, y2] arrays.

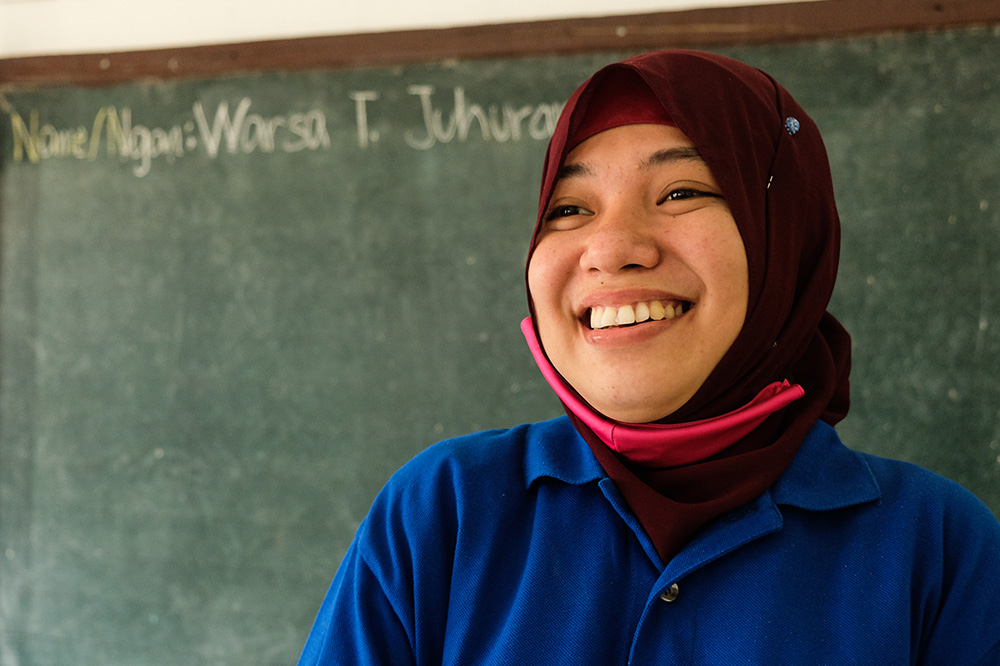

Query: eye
[[546, 204, 592, 221], [543, 203, 594, 230], [658, 187, 724, 204]]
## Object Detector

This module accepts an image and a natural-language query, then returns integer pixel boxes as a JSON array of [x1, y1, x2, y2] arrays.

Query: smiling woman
[[297, 50, 1000, 666]]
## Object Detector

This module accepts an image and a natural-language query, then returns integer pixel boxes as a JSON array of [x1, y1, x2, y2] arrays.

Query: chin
[[592, 398, 680, 425]]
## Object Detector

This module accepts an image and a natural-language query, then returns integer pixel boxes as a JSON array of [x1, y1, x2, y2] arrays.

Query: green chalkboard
[[1, 27, 999, 666]]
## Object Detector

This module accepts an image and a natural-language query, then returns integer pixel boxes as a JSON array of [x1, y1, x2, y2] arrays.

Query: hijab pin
[[784, 117, 801, 135]]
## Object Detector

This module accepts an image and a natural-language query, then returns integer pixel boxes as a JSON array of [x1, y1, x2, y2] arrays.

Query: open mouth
[[586, 300, 693, 330]]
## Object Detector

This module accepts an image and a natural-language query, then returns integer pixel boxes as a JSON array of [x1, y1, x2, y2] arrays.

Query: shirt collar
[[770, 420, 881, 510], [524, 416, 881, 513], [523, 416, 604, 488]]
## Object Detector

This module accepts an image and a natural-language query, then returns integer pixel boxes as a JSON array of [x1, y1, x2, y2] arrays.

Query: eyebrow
[[555, 146, 707, 182], [642, 146, 705, 169]]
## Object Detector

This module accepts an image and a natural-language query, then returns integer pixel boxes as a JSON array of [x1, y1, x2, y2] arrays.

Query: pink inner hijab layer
[[522, 317, 804, 467]]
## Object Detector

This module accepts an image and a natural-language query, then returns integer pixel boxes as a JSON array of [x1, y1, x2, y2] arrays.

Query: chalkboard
[[1, 27, 998, 666]]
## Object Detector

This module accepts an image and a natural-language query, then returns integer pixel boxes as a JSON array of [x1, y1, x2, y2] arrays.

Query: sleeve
[[973, 642, 1000, 666], [916, 487, 1000, 665], [296, 537, 416, 666], [297, 438, 467, 666]]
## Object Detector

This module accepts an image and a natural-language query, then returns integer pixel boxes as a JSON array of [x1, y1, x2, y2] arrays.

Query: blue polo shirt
[[299, 417, 1000, 665]]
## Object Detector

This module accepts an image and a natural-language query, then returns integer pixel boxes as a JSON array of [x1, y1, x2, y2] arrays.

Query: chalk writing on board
[[5, 87, 562, 177], [402, 86, 561, 150], [349, 88, 561, 150], [7, 99, 329, 177], [193, 98, 330, 160]]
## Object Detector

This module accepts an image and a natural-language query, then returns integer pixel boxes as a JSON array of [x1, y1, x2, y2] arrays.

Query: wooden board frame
[[2, 0, 1000, 87]]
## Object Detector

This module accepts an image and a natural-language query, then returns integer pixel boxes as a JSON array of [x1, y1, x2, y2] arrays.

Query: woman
[[298, 50, 1000, 664]]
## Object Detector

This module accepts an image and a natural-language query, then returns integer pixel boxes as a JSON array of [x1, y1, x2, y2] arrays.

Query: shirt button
[[658, 583, 680, 603]]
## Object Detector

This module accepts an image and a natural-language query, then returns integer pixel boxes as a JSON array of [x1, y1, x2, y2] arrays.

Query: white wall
[[0, 0, 816, 58]]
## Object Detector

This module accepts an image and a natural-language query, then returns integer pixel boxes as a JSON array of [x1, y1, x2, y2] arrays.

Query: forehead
[[555, 124, 710, 183]]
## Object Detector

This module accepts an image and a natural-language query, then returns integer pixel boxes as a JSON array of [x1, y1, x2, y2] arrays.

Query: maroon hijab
[[524, 50, 851, 561]]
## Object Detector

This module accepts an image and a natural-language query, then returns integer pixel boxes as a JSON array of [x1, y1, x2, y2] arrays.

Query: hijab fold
[[524, 51, 851, 562]]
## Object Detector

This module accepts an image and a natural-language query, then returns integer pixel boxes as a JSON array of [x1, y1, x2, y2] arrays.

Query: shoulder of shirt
[[776, 421, 1000, 535], [857, 443, 1000, 535], [383, 415, 603, 497], [354, 416, 603, 550]]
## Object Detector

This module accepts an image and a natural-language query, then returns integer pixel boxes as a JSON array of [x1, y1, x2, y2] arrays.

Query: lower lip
[[583, 317, 678, 346]]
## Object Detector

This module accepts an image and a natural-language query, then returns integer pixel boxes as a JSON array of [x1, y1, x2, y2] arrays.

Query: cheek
[[689, 214, 748, 294], [714, 250, 748, 299], [719, 238, 750, 308], [707, 235, 750, 335], [526, 242, 579, 364], [526, 240, 566, 312], [526, 254, 546, 313]]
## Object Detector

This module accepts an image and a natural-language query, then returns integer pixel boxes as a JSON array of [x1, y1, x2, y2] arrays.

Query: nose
[[579, 212, 661, 274]]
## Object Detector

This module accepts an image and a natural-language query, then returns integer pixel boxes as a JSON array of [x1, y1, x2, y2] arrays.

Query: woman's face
[[527, 123, 749, 423]]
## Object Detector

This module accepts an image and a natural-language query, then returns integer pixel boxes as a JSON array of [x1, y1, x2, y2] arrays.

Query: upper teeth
[[589, 301, 682, 330]]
